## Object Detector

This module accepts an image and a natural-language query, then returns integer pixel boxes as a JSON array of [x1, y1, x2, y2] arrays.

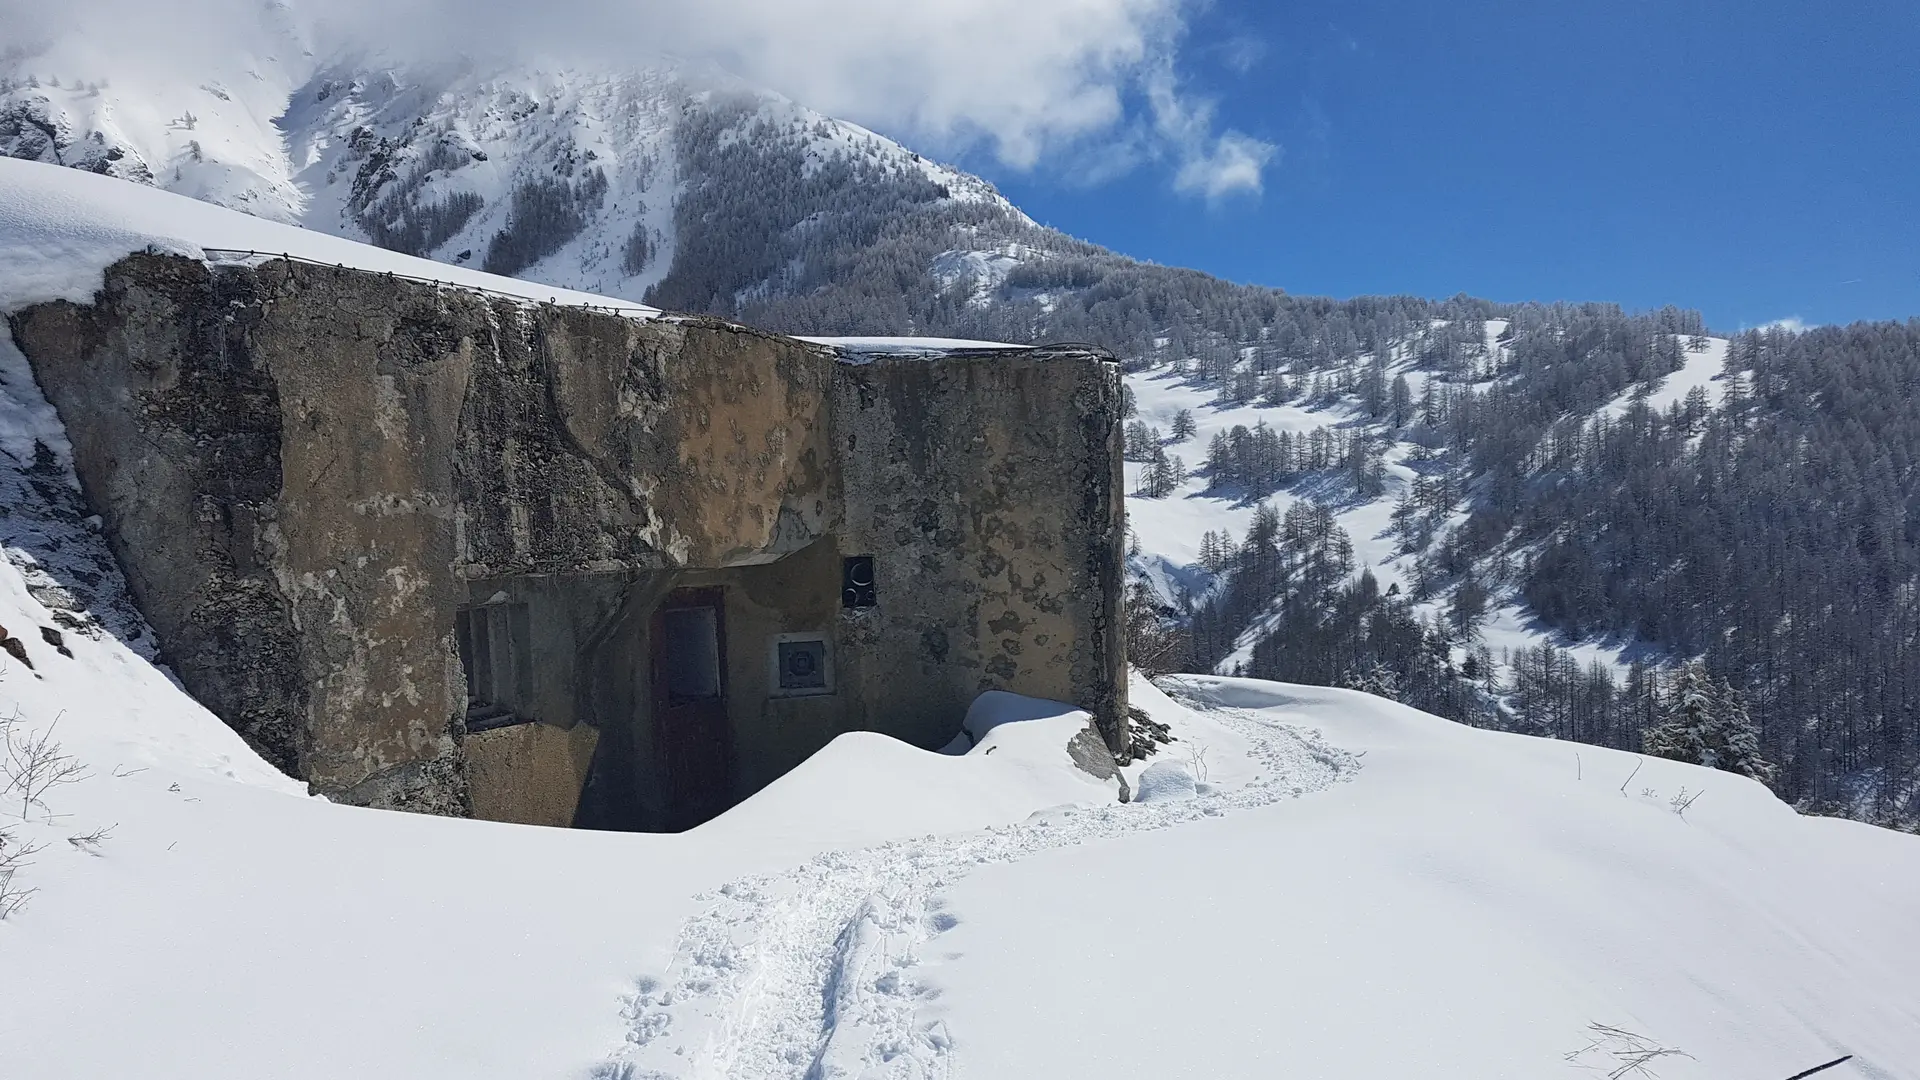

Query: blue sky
[[972, 0, 1920, 331]]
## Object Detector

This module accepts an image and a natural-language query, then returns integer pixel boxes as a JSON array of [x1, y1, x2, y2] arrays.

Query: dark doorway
[[651, 587, 731, 830]]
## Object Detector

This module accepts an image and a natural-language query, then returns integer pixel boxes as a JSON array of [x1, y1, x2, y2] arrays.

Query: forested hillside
[[1124, 312, 1919, 828]]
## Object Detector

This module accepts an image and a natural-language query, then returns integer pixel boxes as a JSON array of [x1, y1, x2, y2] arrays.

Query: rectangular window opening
[[456, 601, 535, 731]]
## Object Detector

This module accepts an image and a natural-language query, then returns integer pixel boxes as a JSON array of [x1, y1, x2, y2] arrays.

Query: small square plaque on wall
[[769, 633, 834, 697]]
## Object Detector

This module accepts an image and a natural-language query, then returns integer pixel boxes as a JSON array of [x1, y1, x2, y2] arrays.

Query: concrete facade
[[9, 254, 1127, 829]]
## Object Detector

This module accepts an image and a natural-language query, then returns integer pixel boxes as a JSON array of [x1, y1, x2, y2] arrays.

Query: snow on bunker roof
[[800, 335, 1115, 364], [0, 157, 657, 316]]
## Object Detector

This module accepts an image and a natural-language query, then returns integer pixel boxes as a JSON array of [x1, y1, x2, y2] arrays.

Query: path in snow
[[593, 701, 1361, 1080]]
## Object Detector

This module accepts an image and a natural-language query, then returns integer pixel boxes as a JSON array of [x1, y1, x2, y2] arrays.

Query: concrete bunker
[[10, 254, 1129, 830]]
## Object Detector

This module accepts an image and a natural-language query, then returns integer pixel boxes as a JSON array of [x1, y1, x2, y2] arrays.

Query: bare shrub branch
[[1669, 788, 1704, 817], [1184, 741, 1211, 784], [0, 823, 46, 920], [67, 823, 115, 855], [2, 712, 89, 821]]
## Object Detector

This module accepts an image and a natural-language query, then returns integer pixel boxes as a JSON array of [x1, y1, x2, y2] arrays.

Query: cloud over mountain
[[1, 0, 1275, 196]]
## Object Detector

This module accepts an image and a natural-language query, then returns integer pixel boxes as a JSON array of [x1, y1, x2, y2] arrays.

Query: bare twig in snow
[[0, 823, 47, 920], [0, 826, 46, 865], [1565, 1022, 1693, 1080], [0, 875, 35, 919], [1185, 742, 1211, 784], [1620, 757, 1643, 796], [67, 823, 115, 855], [1781, 1055, 1853, 1080]]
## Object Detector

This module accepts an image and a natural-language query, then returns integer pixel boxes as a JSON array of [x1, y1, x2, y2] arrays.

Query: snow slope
[[920, 676, 1920, 1080], [692, 693, 1123, 851], [0, 156, 653, 312], [1123, 348, 1453, 675], [1601, 335, 1730, 419]]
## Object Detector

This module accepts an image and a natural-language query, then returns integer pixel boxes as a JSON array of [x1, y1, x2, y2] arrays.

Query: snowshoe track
[[595, 703, 1358, 1080]]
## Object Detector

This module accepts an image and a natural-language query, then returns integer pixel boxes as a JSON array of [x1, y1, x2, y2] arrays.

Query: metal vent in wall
[[769, 633, 834, 697], [842, 556, 876, 608]]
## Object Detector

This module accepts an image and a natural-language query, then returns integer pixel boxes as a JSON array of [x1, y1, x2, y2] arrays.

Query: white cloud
[[1757, 316, 1813, 334], [1175, 131, 1279, 198], [3, 0, 1274, 196], [1146, 64, 1279, 198]]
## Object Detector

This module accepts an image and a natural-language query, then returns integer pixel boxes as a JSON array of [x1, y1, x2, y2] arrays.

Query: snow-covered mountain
[[1, 47, 1028, 305], [0, 1, 312, 218]]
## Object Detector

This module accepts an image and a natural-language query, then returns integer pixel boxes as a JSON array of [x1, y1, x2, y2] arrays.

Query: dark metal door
[[651, 588, 731, 831]]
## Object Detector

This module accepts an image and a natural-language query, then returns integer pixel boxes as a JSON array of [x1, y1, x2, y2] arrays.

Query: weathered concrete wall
[[456, 304, 837, 576], [4, 257, 323, 793], [9, 253, 1126, 826], [831, 353, 1129, 754], [11, 254, 839, 812], [465, 721, 599, 827], [243, 262, 473, 812]]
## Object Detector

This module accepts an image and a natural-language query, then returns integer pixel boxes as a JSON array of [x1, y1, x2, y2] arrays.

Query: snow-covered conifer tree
[[1643, 664, 1776, 783]]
